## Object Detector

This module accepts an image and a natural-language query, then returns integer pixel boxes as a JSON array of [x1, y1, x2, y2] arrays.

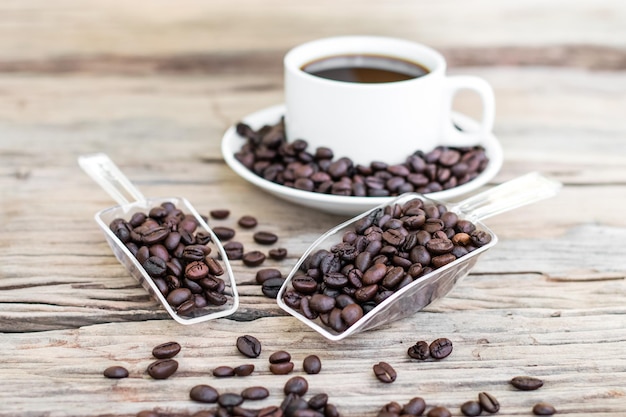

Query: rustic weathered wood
[[1, 0, 625, 416]]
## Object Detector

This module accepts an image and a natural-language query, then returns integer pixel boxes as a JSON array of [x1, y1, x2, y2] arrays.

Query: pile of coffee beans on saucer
[[234, 118, 489, 197]]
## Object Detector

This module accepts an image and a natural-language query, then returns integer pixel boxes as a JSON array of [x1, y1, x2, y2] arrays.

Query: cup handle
[[439, 75, 495, 147]]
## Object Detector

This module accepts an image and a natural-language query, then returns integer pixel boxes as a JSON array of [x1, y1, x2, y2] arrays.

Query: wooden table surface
[[1, 1, 625, 416]]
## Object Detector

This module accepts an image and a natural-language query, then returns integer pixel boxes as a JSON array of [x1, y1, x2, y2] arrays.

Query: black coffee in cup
[[301, 54, 429, 83]]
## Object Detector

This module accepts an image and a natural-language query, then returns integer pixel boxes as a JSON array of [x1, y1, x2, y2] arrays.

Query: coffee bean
[[258, 406, 282, 417], [429, 337, 453, 359], [218, 392, 244, 408], [238, 215, 258, 228], [236, 335, 262, 358], [309, 293, 336, 313], [373, 361, 396, 383], [224, 241, 244, 260], [256, 268, 282, 284], [340, 303, 363, 326], [460, 400, 482, 416], [408, 340, 430, 360], [213, 226, 236, 241], [242, 250, 266, 266], [269, 361, 294, 375], [269, 247, 288, 260], [308, 393, 328, 409], [241, 386, 269, 400], [103, 365, 129, 379], [302, 355, 322, 374], [213, 365, 235, 377], [427, 406, 452, 417], [143, 256, 167, 278], [510, 375, 544, 391], [533, 402, 556, 416], [269, 350, 292, 364], [403, 397, 426, 415], [189, 384, 219, 403], [478, 392, 500, 413], [166, 287, 192, 307], [152, 341, 181, 359], [210, 209, 230, 219], [254, 231, 279, 245], [233, 363, 255, 377], [284, 376, 309, 396], [262, 277, 285, 299], [147, 358, 178, 379]]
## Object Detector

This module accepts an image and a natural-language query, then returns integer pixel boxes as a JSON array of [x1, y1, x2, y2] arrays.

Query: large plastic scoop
[[79, 153, 239, 324], [277, 172, 561, 341]]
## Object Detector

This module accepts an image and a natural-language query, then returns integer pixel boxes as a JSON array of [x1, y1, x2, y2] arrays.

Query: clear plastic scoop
[[277, 172, 562, 341], [79, 153, 239, 324]]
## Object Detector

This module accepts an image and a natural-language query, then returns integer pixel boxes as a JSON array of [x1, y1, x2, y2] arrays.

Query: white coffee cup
[[284, 36, 495, 166]]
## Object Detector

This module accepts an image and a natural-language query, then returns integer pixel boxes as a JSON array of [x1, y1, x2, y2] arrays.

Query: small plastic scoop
[[79, 153, 239, 324], [277, 172, 561, 341]]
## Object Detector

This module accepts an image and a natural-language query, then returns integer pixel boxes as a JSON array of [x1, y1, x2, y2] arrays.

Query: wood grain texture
[[0, 0, 625, 416]]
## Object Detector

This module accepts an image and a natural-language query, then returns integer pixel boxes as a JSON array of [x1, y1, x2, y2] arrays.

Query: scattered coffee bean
[[236, 335, 262, 358], [151, 342, 181, 360], [460, 400, 482, 416], [224, 241, 245, 260], [407, 340, 430, 360], [427, 406, 452, 417], [429, 338, 453, 359], [269, 247, 288, 260], [213, 226, 236, 241], [403, 397, 426, 415], [218, 392, 244, 408], [241, 386, 270, 401], [235, 119, 489, 197], [308, 393, 329, 410], [270, 361, 295, 375], [373, 361, 396, 383], [238, 215, 258, 228], [189, 384, 219, 403], [269, 350, 292, 364], [303, 355, 322, 374], [210, 209, 230, 219], [254, 231, 279, 245], [103, 365, 129, 379], [284, 376, 309, 396], [478, 392, 500, 413], [146, 358, 178, 380], [532, 402, 556, 416], [510, 375, 544, 391], [262, 277, 286, 299], [256, 268, 283, 284], [242, 250, 266, 267], [233, 363, 255, 377], [213, 365, 236, 377]]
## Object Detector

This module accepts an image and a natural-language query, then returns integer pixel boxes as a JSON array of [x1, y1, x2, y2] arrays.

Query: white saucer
[[221, 104, 503, 216]]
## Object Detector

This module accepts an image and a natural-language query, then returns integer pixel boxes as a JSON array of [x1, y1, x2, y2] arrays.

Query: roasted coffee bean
[[233, 364, 255, 377], [189, 384, 219, 403], [510, 375, 544, 391], [408, 340, 430, 360], [241, 386, 269, 400], [213, 365, 235, 377], [460, 400, 482, 417], [269, 350, 291, 364], [373, 361, 396, 383], [262, 277, 285, 299], [269, 247, 288, 260], [302, 355, 322, 375], [143, 256, 167, 278], [185, 261, 209, 280], [256, 268, 282, 284], [147, 358, 178, 379], [284, 376, 309, 396], [258, 406, 283, 417], [103, 365, 129, 379], [236, 335, 262, 358], [242, 250, 266, 267], [478, 392, 500, 413], [224, 241, 244, 260], [206, 257, 224, 276], [309, 293, 336, 313], [340, 303, 363, 326], [254, 231, 279, 245], [210, 209, 230, 219], [238, 215, 258, 228], [533, 402, 556, 416], [308, 393, 328, 410], [213, 226, 236, 241], [218, 392, 244, 408], [292, 275, 318, 294], [429, 337, 453, 359], [427, 406, 452, 417], [269, 361, 294, 375], [152, 341, 181, 359], [403, 397, 426, 415]]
